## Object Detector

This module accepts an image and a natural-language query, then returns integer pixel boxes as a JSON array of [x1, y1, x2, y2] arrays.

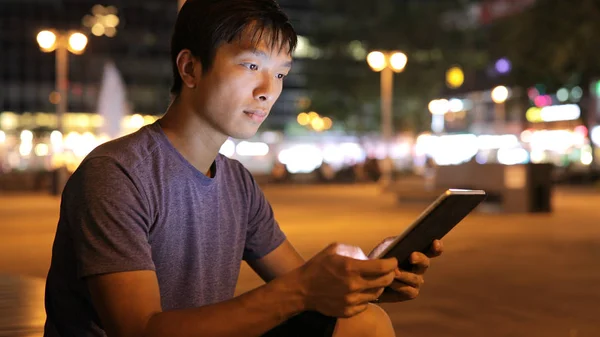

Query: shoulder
[[83, 123, 161, 171]]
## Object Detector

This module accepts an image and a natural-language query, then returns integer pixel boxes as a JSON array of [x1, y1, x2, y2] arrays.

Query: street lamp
[[36, 29, 88, 195], [366, 50, 407, 188]]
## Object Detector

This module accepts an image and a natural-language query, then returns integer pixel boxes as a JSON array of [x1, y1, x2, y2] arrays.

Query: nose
[[253, 73, 275, 102]]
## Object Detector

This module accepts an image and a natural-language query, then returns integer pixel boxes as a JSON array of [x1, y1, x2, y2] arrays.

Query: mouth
[[243, 110, 268, 123]]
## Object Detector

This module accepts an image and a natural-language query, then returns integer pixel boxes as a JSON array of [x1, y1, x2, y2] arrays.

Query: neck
[[159, 96, 227, 176]]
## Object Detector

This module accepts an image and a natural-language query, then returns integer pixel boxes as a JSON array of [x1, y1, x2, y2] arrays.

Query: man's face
[[192, 29, 293, 140]]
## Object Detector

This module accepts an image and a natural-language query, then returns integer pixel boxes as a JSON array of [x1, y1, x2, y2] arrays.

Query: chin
[[227, 127, 260, 140]]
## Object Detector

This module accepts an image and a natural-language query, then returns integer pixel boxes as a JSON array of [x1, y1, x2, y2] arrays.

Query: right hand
[[296, 243, 398, 318]]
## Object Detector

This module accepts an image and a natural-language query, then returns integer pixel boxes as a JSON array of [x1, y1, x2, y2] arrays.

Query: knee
[[334, 304, 395, 337]]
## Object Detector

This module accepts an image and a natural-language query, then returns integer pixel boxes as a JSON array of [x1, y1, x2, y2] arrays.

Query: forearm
[[144, 270, 306, 337]]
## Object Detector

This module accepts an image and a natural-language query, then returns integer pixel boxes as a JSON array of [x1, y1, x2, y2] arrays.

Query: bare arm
[[246, 239, 305, 282], [88, 268, 306, 337], [88, 242, 398, 337]]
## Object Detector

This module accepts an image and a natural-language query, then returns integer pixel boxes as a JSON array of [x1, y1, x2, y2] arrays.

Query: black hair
[[170, 0, 297, 94]]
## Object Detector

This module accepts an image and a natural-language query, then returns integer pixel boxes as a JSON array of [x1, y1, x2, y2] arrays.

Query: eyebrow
[[245, 49, 293, 68]]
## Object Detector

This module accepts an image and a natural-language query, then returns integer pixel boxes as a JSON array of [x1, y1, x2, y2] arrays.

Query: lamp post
[[36, 29, 88, 195], [366, 50, 407, 188]]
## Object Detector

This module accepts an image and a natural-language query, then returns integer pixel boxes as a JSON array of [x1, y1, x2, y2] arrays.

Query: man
[[44, 0, 443, 336]]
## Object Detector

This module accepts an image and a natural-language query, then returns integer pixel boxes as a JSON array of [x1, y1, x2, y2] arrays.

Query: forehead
[[231, 24, 293, 57]]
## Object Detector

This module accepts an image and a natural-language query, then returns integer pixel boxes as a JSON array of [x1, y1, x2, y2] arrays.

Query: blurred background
[[1, 0, 600, 336], [1, 0, 599, 190]]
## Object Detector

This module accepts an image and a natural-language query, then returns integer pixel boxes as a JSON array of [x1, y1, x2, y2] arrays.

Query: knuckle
[[342, 260, 354, 274], [347, 279, 361, 292]]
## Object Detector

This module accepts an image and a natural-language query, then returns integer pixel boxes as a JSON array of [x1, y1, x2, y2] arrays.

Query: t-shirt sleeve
[[64, 156, 155, 279], [242, 172, 286, 261]]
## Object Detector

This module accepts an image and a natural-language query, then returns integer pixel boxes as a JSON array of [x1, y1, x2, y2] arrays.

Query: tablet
[[375, 189, 486, 270]]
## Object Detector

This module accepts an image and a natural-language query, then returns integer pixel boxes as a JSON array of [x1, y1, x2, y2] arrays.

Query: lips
[[243, 109, 268, 123]]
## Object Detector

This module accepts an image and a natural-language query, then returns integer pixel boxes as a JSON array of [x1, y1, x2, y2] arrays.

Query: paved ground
[[1, 184, 600, 336]]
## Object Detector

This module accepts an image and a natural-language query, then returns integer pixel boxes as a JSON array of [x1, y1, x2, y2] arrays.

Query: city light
[[236, 141, 269, 157], [526, 104, 581, 123], [68, 32, 88, 54], [219, 139, 235, 157], [389, 52, 407, 72], [556, 88, 569, 102], [446, 66, 464, 89], [428, 99, 449, 115], [322, 117, 333, 130], [84, 4, 120, 38], [310, 116, 325, 132], [448, 98, 464, 112], [366, 51, 386, 72], [491, 85, 509, 104], [297, 112, 309, 126], [36, 30, 57, 52], [495, 58, 512, 74]]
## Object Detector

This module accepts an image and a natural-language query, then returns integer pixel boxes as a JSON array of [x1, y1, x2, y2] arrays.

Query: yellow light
[[92, 4, 106, 15], [297, 112, 309, 126], [68, 32, 88, 54], [366, 51, 386, 72], [491, 85, 509, 104], [322, 117, 333, 130], [49, 91, 61, 104], [129, 114, 145, 129], [103, 14, 120, 28], [35, 143, 50, 157], [308, 111, 319, 121], [446, 66, 464, 89], [311, 117, 325, 131], [526, 107, 542, 122], [104, 27, 117, 38], [36, 30, 57, 52], [0, 112, 19, 130], [389, 52, 407, 72], [91, 23, 105, 36]]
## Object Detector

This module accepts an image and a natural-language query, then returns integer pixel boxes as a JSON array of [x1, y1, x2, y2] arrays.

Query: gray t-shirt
[[44, 121, 286, 336]]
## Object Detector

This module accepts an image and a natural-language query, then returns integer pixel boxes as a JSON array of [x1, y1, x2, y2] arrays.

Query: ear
[[176, 49, 201, 89]]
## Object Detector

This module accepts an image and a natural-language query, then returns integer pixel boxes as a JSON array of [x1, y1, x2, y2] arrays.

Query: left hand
[[367, 238, 444, 303]]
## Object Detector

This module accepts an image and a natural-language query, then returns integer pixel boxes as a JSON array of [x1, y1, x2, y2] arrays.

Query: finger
[[347, 257, 398, 276], [426, 240, 444, 258], [394, 270, 423, 288], [341, 303, 369, 318], [361, 270, 396, 290], [409, 252, 430, 274], [346, 288, 384, 305], [383, 284, 420, 301]]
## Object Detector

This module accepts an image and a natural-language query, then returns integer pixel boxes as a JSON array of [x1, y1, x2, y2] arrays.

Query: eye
[[243, 63, 258, 71], [277, 74, 287, 79]]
